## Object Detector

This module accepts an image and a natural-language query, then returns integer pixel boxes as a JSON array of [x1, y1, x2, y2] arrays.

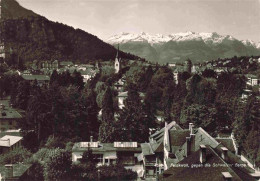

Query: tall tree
[[99, 87, 115, 142]]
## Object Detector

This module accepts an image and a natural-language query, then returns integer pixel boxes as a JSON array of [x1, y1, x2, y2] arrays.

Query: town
[[0, 0, 259, 181], [0, 43, 260, 180]]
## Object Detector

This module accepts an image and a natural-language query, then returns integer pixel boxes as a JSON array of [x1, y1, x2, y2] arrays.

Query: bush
[[99, 163, 137, 181], [0, 148, 32, 165], [43, 148, 72, 181]]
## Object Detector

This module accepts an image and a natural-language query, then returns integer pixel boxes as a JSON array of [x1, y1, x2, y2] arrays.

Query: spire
[[116, 44, 119, 59], [0, 0, 2, 20]]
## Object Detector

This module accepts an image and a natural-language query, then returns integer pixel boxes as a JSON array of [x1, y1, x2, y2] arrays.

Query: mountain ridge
[[108, 31, 260, 48], [107, 32, 260, 64], [0, 0, 140, 66]]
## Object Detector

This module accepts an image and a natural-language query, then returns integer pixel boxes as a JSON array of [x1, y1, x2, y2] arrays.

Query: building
[[0, 100, 23, 132], [138, 121, 187, 179], [117, 91, 145, 109], [59, 61, 74, 68], [160, 145, 258, 181], [72, 139, 143, 177], [0, 135, 23, 154], [137, 121, 259, 180], [115, 45, 121, 74], [246, 74, 259, 87], [0, 164, 32, 181], [114, 78, 125, 92], [21, 74, 50, 86], [184, 59, 192, 73], [79, 69, 97, 83]]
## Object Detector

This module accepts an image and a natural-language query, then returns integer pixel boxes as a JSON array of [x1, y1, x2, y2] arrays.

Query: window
[[105, 159, 109, 165]]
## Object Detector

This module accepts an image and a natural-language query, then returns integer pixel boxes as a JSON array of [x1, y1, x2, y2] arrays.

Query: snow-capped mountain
[[108, 31, 238, 45], [107, 32, 260, 64]]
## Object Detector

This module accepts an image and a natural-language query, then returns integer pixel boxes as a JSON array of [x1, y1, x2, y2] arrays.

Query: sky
[[17, 0, 260, 42]]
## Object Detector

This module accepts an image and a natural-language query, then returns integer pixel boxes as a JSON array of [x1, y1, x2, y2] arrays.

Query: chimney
[[5, 164, 13, 178], [200, 145, 206, 164], [90, 136, 93, 143], [221, 147, 228, 161], [222, 172, 232, 181], [189, 123, 194, 134]]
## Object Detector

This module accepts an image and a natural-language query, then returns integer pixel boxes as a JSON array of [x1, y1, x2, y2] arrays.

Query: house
[[0, 164, 32, 181], [21, 74, 50, 86], [117, 91, 145, 109], [168, 63, 176, 67], [72, 138, 144, 177], [118, 91, 128, 109], [79, 69, 97, 83], [0, 135, 23, 154], [138, 121, 188, 179], [160, 145, 258, 181], [59, 61, 74, 68], [138, 121, 258, 180], [0, 100, 23, 132], [246, 74, 259, 87], [114, 78, 125, 92], [241, 89, 252, 100]]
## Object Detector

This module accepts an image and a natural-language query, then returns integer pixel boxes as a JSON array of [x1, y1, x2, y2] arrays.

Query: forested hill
[[0, 0, 140, 65]]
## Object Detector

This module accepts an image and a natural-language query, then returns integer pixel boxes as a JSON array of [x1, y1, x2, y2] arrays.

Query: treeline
[[119, 64, 259, 167], [1, 16, 140, 67], [2, 60, 259, 167], [7, 70, 98, 151]]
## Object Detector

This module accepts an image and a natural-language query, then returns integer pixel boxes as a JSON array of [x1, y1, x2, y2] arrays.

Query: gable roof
[[215, 138, 236, 153], [0, 164, 32, 179], [162, 146, 255, 181]]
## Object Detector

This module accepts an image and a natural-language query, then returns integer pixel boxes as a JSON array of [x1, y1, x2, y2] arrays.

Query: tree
[[99, 163, 137, 181], [116, 85, 151, 142], [99, 87, 116, 142], [14, 80, 31, 109], [202, 69, 217, 79], [81, 147, 94, 164], [50, 70, 59, 85], [72, 70, 84, 90], [44, 148, 72, 181], [0, 148, 32, 165]]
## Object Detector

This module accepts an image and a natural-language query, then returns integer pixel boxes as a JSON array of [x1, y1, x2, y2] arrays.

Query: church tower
[[0, 0, 5, 60], [114, 44, 121, 73]]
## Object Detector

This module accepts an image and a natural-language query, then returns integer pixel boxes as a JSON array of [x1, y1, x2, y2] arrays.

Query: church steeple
[[115, 44, 121, 73], [0, 0, 5, 60], [116, 44, 119, 59]]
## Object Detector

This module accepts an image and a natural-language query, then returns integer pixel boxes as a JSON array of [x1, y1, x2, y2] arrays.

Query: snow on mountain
[[107, 32, 172, 45], [242, 40, 260, 49], [107, 31, 257, 47]]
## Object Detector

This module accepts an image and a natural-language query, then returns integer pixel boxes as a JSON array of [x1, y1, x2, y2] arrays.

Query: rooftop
[[0, 100, 23, 119], [73, 142, 142, 153], [21, 74, 50, 81], [161, 146, 255, 181], [0, 164, 31, 179], [0, 135, 23, 147]]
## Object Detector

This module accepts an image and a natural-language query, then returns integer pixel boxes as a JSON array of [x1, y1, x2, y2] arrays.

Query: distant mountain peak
[[107, 31, 260, 64], [107, 31, 254, 46]]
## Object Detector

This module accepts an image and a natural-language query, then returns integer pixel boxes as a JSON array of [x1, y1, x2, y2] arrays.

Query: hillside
[[0, 0, 140, 65], [108, 32, 260, 64]]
